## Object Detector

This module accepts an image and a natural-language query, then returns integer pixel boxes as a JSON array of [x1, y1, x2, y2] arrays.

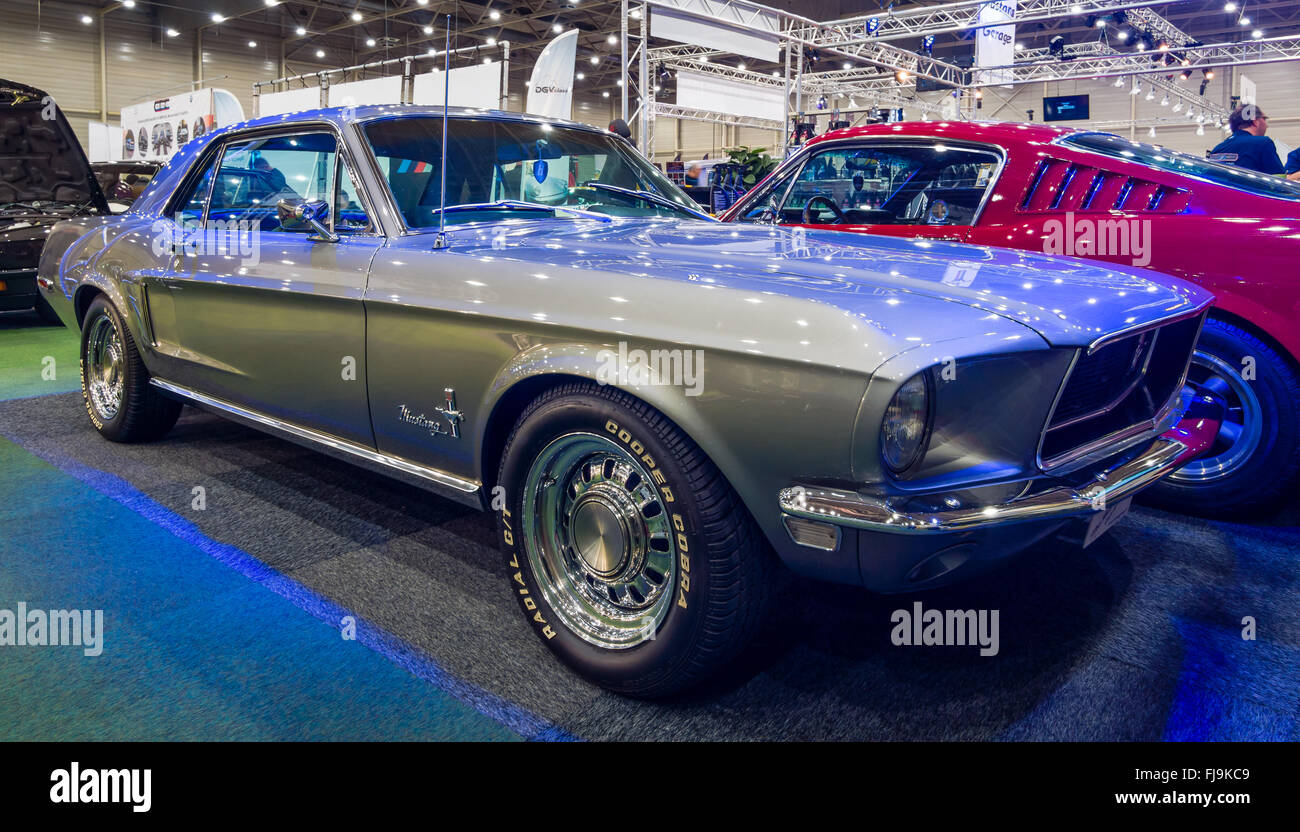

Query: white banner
[[675, 69, 784, 124], [120, 89, 215, 162], [328, 75, 403, 108], [525, 29, 578, 119], [258, 86, 324, 117], [974, 0, 1016, 87], [412, 61, 504, 108], [651, 3, 781, 63]]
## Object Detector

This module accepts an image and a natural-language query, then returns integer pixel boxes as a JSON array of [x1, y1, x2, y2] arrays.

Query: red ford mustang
[[722, 120, 1300, 516]]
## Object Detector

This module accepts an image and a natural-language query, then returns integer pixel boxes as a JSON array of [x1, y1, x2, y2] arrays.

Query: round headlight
[[880, 372, 931, 474]]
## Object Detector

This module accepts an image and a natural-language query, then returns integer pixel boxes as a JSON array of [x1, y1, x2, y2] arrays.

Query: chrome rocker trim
[[779, 392, 1224, 536], [150, 378, 482, 507]]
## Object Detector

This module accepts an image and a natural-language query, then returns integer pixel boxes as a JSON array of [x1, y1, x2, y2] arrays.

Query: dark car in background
[[1, 78, 110, 322], [93, 161, 162, 213]]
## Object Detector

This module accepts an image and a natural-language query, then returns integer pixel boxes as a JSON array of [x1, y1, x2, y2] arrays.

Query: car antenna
[[432, 13, 452, 250]]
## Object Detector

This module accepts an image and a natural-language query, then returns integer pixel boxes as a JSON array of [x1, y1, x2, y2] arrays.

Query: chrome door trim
[[150, 378, 482, 507]]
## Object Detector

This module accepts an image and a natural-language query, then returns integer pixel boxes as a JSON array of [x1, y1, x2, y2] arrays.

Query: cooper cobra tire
[[495, 381, 774, 698], [1141, 317, 1300, 516], [80, 296, 182, 443]]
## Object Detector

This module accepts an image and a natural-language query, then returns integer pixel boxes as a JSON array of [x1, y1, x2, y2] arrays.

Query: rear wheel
[[80, 296, 181, 442], [495, 381, 774, 698], [1143, 317, 1300, 516]]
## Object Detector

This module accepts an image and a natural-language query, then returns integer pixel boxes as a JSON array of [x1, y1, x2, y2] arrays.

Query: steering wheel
[[802, 195, 846, 224]]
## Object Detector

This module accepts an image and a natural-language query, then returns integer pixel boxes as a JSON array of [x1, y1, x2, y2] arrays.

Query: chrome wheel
[[85, 314, 125, 423], [1169, 349, 1263, 484], [522, 432, 677, 650]]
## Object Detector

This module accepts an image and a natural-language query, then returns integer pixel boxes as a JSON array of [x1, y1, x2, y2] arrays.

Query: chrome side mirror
[[277, 197, 339, 242]]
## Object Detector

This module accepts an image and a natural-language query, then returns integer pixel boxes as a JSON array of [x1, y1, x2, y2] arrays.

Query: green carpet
[[0, 313, 80, 399]]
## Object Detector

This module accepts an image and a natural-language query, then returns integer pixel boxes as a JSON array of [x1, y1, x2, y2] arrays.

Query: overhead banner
[[675, 69, 784, 124], [412, 61, 504, 108], [526, 29, 578, 119], [651, 2, 781, 62], [328, 75, 403, 108], [974, 0, 1016, 87], [120, 88, 244, 160], [259, 86, 323, 117]]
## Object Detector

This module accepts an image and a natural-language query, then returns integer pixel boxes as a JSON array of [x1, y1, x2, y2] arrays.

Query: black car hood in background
[[0, 78, 110, 214]]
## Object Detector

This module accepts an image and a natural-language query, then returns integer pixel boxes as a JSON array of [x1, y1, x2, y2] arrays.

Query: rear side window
[[172, 152, 219, 230], [1061, 132, 1300, 201]]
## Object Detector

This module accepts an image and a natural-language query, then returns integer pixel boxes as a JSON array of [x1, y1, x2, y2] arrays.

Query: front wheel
[[1142, 317, 1300, 516], [495, 382, 774, 698]]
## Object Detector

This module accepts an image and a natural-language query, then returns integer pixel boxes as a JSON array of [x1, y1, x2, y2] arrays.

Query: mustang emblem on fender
[[397, 388, 463, 439]]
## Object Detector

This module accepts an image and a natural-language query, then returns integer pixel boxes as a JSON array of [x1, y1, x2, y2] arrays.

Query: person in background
[[1208, 105, 1300, 180], [1286, 146, 1300, 177]]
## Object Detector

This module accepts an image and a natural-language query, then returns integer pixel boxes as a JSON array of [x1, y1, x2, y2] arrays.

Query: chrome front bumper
[[779, 391, 1224, 536]]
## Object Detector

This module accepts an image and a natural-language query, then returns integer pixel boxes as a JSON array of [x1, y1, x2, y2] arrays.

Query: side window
[[209, 132, 337, 232], [779, 143, 1000, 226], [173, 150, 220, 230]]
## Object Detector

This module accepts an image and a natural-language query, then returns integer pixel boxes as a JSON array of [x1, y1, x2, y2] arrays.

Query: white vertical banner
[[526, 29, 578, 119], [1240, 75, 1256, 105], [974, 0, 1016, 87]]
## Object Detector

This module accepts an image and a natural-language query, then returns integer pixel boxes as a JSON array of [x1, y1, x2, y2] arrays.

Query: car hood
[[0, 79, 110, 213], [479, 218, 1210, 350]]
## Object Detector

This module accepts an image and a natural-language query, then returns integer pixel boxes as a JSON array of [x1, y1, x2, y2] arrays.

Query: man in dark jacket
[[1209, 104, 1284, 174], [1286, 146, 1300, 176]]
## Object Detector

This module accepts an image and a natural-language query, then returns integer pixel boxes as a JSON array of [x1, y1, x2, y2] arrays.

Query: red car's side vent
[[1019, 158, 1189, 214]]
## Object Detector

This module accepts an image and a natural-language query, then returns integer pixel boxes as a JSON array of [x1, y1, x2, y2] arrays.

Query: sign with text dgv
[[526, 29, 578, 120]]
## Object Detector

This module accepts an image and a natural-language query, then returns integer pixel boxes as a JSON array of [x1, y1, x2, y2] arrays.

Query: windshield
[[362, 116, 706, 228], [1060, 132, 1300, 201]]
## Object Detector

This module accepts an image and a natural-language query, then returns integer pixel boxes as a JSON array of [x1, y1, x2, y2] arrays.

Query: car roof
[[805, 120, 1084, 149], [208, 103, 607, 142]]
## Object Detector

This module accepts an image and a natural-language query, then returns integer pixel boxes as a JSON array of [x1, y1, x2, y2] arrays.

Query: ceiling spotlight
[[166, 28, 179, 37], [552, 22, 563, 33], [842, 61, 852, 70], [365, 37, 376, 47], [1146, 87, 1155, 100], [607, 34, 618, 45], [590, 55, 599, 64], [921, 34, 935, 54], [489, 10, 500, 20], [1071, 3, 1083, 13], [1240, 16, 1251, 25], [974, 88, 983, 99], [1130, 78, 1141, 95], [1173, 100, 1182, 112], [351, 12, 363, 23], [576, 72, 584, 80], [248, 40, 257, 48], [1252, 29, 1264, 38], [1196, 122, 1205, 136], [1114, 76, 1126, 87], [264, 0, 278, 6], [123, 0, 136, 7], [423, 25, 433, 34], [417, 0, 428, 4], [1117, 29, 1129, 41], [1015, 41, 1024, 50], [1160, 94, 1169, 106], [602, 91, 610, 98], [80, 14, 92, 24], [1157, 40, 1169, 52], [1094, 17, 1106, 28], [211, 13, 224, 24], [896, 69, 910, 82], [296, 26, 306, 35], [486, 36, 496, 46], [737, 62, 746, 71], [1178, 69, 1191, 80], [1049, 35, 1066, 58], [1224, 1, 1237, 9], [316, 49, 325, 58], [771, 70, 780, 77]]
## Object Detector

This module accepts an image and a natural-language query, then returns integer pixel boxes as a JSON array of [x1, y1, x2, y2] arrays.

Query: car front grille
[[1039, 312, 1204, 470]]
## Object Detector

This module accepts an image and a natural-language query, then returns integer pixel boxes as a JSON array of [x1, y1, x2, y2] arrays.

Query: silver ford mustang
[[37, 105, 1222, 697]]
